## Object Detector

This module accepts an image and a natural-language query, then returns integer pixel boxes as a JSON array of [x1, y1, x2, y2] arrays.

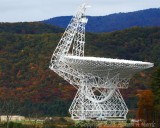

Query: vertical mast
[[72, 17, 87, 56], [50, 2, 89, 69]]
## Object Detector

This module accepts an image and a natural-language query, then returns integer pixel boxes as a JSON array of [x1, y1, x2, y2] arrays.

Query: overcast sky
[[0, 0, 160, 22]]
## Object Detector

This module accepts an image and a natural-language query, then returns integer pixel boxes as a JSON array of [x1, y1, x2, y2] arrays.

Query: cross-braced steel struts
[[49, 2, 154, 120], [49, 2, 128, 120], [49, 3, 87, 70], [69, 74, 128, 120]]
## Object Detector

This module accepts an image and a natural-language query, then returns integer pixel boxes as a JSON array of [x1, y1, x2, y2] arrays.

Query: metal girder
[[49, 2, 153, 120]]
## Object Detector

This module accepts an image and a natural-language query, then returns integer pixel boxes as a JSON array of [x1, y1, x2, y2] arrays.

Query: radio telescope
[[49, 2, 154, 120]]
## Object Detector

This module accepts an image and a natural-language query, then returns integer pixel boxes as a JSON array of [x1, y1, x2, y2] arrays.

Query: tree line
[[0, 23, 159, 120]]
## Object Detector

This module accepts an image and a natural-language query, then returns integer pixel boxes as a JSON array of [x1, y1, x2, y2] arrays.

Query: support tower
[[49, 2, 154, 120]]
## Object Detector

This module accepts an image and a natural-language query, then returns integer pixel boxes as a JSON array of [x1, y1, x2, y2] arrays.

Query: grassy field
[[0, 117, 156, 128]]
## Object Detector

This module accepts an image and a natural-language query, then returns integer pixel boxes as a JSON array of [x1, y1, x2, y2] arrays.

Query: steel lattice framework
[[49, 2, 154, 120]]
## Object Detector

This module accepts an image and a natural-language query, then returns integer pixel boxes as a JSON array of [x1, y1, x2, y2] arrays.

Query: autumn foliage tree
[[136, 90, 154, 121]]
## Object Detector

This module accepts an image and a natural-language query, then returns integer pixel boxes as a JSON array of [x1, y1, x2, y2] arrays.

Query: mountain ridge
[[0, 22, 64, 34], [42, 8, 160, 33]]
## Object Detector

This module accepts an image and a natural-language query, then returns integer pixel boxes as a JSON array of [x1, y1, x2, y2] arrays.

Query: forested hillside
[[43, 8, 160, 33], [0, 22, 159, 117], [0, 22, 64, 34]]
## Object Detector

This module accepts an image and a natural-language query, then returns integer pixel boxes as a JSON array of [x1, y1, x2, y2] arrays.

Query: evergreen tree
[[151, 67, 160, 111]]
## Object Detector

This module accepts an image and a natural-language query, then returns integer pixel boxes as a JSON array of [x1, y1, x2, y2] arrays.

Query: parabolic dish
[[62, 56, 154, 78]]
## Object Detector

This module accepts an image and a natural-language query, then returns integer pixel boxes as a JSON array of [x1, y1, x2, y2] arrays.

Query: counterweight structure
[[49, 2, 154, 120]]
